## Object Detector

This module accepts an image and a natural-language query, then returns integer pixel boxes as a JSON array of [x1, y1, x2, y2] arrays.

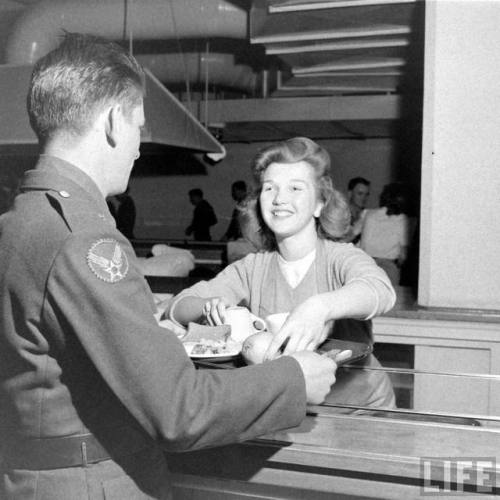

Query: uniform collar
[[21, 155, 110, 214]]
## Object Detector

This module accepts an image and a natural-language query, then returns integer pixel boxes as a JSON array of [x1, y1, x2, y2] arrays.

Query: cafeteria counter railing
[[167, 365, 500, 499]]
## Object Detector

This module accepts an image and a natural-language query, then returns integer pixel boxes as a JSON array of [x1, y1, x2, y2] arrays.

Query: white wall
[[419, 0, 500, 310], [131, 137, 397, 240]]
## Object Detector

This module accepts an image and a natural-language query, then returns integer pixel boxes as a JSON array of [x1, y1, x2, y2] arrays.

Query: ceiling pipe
[[1, 0, 251, 153], [135, 53, 257, 95], [5, 0, 247, 65]]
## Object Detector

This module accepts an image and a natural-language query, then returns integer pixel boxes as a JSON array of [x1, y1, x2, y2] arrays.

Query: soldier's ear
[[104, 105, 119, 148]]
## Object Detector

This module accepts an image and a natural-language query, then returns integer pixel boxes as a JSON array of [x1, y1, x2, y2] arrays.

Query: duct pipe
[[5, 0, 247, 64], [135, 53, 257, 94]]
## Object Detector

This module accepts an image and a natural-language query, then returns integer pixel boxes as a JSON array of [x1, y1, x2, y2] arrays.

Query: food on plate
[[184, 339, 238, 357], [241, 331, 274, 365], [191, 340, 223, 356], [183, 322, 231, 342], [182, 323, 239, 358]]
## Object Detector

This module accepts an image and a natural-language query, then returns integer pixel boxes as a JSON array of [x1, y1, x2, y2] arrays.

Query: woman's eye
[[263, 185, 273, 192], [291, 185, 303, 191]]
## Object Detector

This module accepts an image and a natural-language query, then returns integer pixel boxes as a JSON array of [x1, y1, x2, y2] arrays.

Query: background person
[[107, 184, 136, 239], [346, 176, 371, 243], [221, 180, 247, 241], [224, 198, 265, 264], [359, 182, 413, 286], [0, 170, 20, 215], [169, 137, 396, 413], [0, 34, 339, 500], [185, 187, 217, 241]]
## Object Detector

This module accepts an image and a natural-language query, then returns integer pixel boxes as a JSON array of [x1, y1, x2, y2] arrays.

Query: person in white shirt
[[360, 182, 412, 286]]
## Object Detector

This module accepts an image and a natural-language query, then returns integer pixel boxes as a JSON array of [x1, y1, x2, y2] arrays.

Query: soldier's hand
[[289, 351, 337, 405]]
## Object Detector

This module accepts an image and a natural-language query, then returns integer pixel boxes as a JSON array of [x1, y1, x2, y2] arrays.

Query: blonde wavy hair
[[241, 137, 350, 251]]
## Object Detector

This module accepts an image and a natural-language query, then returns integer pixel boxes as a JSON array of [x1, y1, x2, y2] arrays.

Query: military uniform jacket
[[0, 156, 306, 499]]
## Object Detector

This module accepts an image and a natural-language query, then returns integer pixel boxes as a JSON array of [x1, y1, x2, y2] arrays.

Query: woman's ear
[[104, 105, 120, 148], [314, 201, 324, 218]]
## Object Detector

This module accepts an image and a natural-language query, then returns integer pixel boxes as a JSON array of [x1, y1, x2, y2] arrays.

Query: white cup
[[224, 306, 266, 343], [265, 312, 290, 335]]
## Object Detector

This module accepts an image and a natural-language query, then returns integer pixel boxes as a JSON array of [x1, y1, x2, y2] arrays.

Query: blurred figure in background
[[185, 188, 217, 241], [0, 170, 20, 215], [347, 176, 371, 243], [221, 180, 247, 241], [359, 182, 412, 286], [108, 185, 136, 239], [225, 198, 264, 264]]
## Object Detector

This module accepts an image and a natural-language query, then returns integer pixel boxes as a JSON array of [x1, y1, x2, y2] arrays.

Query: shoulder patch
[[87, 238, 129, 283]]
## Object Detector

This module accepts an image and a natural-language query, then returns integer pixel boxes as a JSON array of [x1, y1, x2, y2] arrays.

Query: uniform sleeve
[[46, 232, 305, 451], [330, 243, 396, 318], [168, 253, 256, 324]]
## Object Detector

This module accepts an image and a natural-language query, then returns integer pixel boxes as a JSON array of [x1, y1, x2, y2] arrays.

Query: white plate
[[183, 340, 241, 361]]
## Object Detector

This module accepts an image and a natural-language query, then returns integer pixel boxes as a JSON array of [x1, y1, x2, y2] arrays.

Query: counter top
[[383, 287, 500, 324], [168, 408, 500, 499]]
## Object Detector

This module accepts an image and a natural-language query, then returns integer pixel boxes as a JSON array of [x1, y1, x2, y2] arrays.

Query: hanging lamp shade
[[0, 65, 223, 154], [0, 65, 35, 145], [142, 68, 223, 153]]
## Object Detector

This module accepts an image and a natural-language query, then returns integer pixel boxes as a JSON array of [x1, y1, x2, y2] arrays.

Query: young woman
[[169, 137, 397, 411]]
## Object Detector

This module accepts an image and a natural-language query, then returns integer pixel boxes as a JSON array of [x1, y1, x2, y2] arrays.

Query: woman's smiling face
[[259, 161, 323, 242]]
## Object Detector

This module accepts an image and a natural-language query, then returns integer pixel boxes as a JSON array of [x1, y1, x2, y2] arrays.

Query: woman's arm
[[265, 280, 381, 356], [265, 243, 396, 358], [311, 279, 383, 323], [168, 253, 256, 326], [333, 244, 396, 317], [171, 295, 233, 326], [396, 215, 412, 267], [170, 296, 209, 325], [396, 244, 408, 267]]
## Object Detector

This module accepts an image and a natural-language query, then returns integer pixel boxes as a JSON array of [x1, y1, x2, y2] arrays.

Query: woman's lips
[[271, 209, 293, 217]]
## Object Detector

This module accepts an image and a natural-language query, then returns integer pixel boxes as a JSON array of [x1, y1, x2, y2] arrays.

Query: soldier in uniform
[[0, 33, 339, 499]]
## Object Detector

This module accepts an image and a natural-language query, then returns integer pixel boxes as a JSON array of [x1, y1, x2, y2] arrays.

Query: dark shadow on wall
[[0, 143, 210, 179], [0, 143, 210, 216], [132, 143, 209, 177], [0, 144, 39, 214], [395, 0, 425, 193], [394, 0, 425, 290]]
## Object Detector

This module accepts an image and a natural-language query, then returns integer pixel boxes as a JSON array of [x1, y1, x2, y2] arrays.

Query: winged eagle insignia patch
[[87, 239, 129, 283]]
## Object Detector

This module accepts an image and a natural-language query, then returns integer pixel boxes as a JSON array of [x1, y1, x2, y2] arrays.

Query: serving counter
[[146, 280, 500, 498], [168, 406, 500, 499]]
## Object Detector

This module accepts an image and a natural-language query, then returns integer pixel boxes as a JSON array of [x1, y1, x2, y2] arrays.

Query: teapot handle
[[249, 313, 266, 333]]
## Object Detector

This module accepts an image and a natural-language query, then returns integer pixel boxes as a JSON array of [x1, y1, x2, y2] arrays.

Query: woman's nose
[[272, 188, 285, 204], [273, 191, 283, 205]]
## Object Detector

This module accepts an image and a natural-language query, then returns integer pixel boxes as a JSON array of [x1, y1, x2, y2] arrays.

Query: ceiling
[[0, 0, 425, 142]]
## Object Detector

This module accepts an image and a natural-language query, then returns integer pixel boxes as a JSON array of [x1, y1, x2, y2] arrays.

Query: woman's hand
[[264, 296, 331, 360], [202, 296, 232, 326]]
